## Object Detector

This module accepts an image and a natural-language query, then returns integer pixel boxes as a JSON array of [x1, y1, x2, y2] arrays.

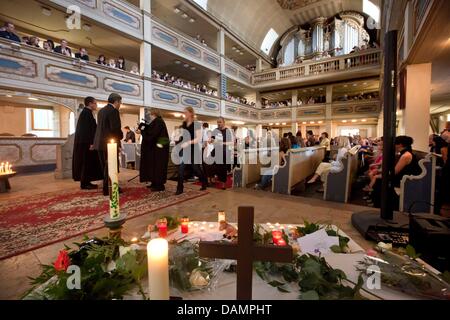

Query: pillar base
[[104, 213, 127, 239]]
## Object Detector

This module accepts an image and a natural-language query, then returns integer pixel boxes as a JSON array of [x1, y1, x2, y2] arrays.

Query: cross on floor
[[199, 206, 293, 300]]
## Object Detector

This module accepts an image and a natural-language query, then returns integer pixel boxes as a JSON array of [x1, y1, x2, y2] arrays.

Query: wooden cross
[[199, 206, 293, 300]]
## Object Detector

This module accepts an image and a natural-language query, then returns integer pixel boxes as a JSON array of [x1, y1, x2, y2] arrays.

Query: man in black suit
[[0, 22, 21, 43], [75, 48, 90, 61], [72, 97, 103, 189], [54, 39, 72, 57], [93, 93, 123, 196]]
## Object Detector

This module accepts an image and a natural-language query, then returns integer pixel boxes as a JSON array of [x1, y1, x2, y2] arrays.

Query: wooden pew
[[272, 146, 326, 195], [323, 146, 361, 203], [233, 148, 277, 188], [398, 153, 440, 214]]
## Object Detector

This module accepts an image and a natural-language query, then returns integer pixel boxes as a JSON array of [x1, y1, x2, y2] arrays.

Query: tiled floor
[[0, 170, 374, 300]]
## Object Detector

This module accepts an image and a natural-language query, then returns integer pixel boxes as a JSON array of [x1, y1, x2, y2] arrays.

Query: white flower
[[189, 269, 209, 287], [106, 260, 116, 272], [119, 246, 132, 257]]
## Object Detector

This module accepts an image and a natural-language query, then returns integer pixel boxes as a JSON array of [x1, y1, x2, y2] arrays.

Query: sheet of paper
[[297, 229, 339, 255]]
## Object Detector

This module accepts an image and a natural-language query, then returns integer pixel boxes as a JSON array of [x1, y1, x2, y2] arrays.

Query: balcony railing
[[0, 39, 144, 105], [151, 18, 221, 73], [224, 100, 259, 121], [151, 80, 221, 115], [331, 100, 381, 117], [49, 0, 143, 39], [253, 49, 382, 86], [224, 59, 253, 86]]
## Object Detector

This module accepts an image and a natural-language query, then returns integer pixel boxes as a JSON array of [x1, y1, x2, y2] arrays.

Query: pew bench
[[233, 148, 277, 188], [323, 146, 361, 203], [272, 146, 326, 195], [398, 153, 440, 214]]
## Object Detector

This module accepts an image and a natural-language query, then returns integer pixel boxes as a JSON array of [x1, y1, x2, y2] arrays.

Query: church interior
[[0, 0, 450, 301]]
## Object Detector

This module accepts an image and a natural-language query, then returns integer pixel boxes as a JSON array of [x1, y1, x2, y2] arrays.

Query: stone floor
[[0, 170, 375, 300]]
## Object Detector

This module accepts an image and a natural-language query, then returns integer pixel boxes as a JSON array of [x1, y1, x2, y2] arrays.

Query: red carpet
[[0, 182, 208, 260]]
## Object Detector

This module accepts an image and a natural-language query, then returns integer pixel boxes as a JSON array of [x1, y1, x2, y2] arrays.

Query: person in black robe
[[93, 93, 123, 196], [138, 109, 170, 192], [72, 97, 103, 189], [212, 117, 233, 190]]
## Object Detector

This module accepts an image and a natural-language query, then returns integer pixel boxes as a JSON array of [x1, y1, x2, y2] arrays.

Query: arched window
[[69, 112, 75, 135]]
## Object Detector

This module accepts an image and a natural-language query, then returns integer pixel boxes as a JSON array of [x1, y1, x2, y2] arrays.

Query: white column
[[401, 63, 432, 152], [256, 58, 263, 72], [140, 0, 152, 107], [291, 90, 298, 133], [325, 85, 333, 134]]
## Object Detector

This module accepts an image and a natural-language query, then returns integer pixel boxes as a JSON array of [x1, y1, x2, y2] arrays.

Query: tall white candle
[[147, 238, 170, 300], [107, 140, 120, 219], [218, 211, 226, 223]]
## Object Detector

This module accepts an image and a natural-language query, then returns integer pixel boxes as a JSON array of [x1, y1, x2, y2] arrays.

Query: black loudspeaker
[[409, 214, 450, 272]]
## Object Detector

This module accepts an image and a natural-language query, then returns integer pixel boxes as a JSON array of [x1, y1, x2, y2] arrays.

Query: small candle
[[202, 221, 207, 226], [218, 211, 226, 223], [277, 239, 287, 246], [275, 223, 280, 228], [272, 230, 282, 245], [193, 223, 199, 229], [269, 225, 275, 230], [131, 237, 138, 244], [200, 226, 205, 232], [181, 217, 189, 234], [266, 222, 272, 226], [157, 218, 168, 238], [209, 224, 215, 229], [288, 225, 293, 229], [147, 238, 169, 300], [107, 140, 120, 220]]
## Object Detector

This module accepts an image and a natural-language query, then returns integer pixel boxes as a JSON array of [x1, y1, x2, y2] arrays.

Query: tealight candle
[[193, 223, 199, 228], [275, 223, 280, 228], [147, 238, 169, 300], [200, 226, 205, 232], [277, 239, 287, 246], [269, 225, 275, 230], [131, 237, 138, 244], [181, 217, 189, 234], [218, 211, 226, 223], [266, 222, 272, 226], [202, 221, 207, 226]]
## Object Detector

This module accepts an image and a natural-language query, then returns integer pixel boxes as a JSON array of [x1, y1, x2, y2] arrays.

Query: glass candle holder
[[272, 230, 282, 245], [180, 217, 189, 234], [157, 218, 168, 238], [277, 238, 287, 246]]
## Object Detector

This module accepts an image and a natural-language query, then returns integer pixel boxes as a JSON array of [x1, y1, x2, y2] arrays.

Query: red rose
[[54, 250, 71, 272]]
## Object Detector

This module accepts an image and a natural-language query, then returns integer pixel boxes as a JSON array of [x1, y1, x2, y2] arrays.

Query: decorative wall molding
[[104, 78, 140, 96], [46, 65, 98, 88], [103, 1, 141, 29], [0, 54, 37, 78]]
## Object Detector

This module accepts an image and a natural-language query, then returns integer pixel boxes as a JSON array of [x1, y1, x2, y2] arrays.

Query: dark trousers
[[98, 150, 109, 195], [177, 162, 207, 191], [215, 163, 228, 183]]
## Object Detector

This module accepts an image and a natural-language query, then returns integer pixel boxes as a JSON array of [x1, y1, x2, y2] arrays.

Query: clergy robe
[[72, 107, 103, 183], [139, 116, 170, 187]]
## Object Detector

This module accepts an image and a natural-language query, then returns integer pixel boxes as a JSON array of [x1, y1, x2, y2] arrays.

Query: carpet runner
[[0, 182, 208, 260]]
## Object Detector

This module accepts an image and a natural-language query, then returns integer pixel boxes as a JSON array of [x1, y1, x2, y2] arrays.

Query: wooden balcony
[[0, 39, 144, 105], [224, 59, 253, 87], [223, 100, 259, 122], [48, 0, 143, 40], [252, 50, 382, 89], [151, 80, 221, 116], [151, 18, 221, 73]]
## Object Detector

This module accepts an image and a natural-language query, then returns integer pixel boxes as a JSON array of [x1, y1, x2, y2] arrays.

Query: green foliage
[[405, 245, 421, 259], [23, 237, 148, 300]]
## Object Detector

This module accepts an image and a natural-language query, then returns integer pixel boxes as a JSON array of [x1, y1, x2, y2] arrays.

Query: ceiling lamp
[[82, 24, 91, 32], [190, 66, 196, 70], [183, 63, 189, 68], [362, 119, 367, 122], [318, 121, 323, 124], [310, 121, 315, 124], [173, 112, 183, 118], [351, 119, 357, 123], [275, 123, 280, 125], [232, 47, 236, 51], [302, 122, 307, 124], [189, 18, 195, 23], [240, 52, 244, 55], [281, 122, 287, 125], [174, 60, 181, 64], [269, 123, 274, 126], [181, 13, 188, 19], [232, 121, 245, 125], [41, 7, 52, 16], [342, 120, 347, 123], [28, 97, 39, 101], [6, 94, 13, 98], [174, 7, 181, 14]]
